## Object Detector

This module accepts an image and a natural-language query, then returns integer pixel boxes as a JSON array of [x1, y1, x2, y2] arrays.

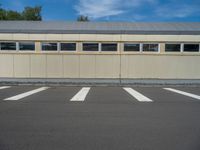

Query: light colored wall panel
[[159, 43, 165, 53], [121, 55, 200, 79], [127, 56, 159, 78], [1, 33, 200, 42], [179, 35, 200, 42], [45, 34, 62, 41], [168, 56, 199, 79], [46, 55, 63, 78], [29, 34, 46, 41], [96, 34, 121, 41], [13, 34, 29, 40], [0, 53, 200, 79], [121, 35, 200, 42], [77, 42, 82, 52], [145, 35, 181, 42], [121, 55, 128, 78], [95, 55, 120, 78], [35, 42, 41, 52], [30, 55, 46, 78], [79, 55, 96, 78], [0, 54, 13, 77], [13, 54, 30, 77], [62, 34, 80, 41], [121, 35, 149, 41], [63, 55, 79, 78], [79, 34, 97, 41], [0, 34, 13, 40]]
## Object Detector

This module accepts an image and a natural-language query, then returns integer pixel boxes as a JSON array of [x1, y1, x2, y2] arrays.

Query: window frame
[[165, 43, 181, 52], [18, 41, 35, 52], [82, 42, 100, 52], [123, 43, 140, 52], [41, 42, 58, 52], [183, 43, 200, 53], [0, 41, 17, 51], [60, 42, 77, 52], [101, 43, 118, 52], [142, 43, 160, 52]]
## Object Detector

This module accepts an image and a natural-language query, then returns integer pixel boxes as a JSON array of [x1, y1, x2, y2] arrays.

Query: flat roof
[[0, 21, 200, 35]]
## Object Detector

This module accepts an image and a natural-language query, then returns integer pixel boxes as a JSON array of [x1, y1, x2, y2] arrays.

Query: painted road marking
[[0, 86, 11, 90], [164, 88, 200, 100], [4, 87, 49, 101], [70, 87, 90, 101], [123, 87, 153, 102]]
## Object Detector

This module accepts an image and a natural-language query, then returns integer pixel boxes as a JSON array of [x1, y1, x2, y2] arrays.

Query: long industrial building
[[0, 21, 200, 82]]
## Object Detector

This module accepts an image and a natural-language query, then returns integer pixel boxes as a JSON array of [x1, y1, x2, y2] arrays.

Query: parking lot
[[0, 85, 200, 150]]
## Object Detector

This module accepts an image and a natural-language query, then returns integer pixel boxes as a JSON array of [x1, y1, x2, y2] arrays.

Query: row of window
[[0, 42, 200, 52], [165, 44, 200, 52], [124, 43, 200, 52], [0, 42, 118, 52], [42, 43, 118, 52], [0, 42, 35, 51]]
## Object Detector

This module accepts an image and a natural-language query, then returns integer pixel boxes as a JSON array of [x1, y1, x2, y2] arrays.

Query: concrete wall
[[0, 33, 200, 42], [0, 53, 200, 79], [0, 33, 200, 79]]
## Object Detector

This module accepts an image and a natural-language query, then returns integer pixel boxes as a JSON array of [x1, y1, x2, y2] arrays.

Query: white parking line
[[123, 87, 153, 102], [4, 87, 49, 101], [164, 88, 200, 100], [0, 86, 11, 90], [70, 87, 90, 101]]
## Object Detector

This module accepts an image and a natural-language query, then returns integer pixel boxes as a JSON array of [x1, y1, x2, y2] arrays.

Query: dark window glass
[[124, 44, 140, 52], [165, 44, 181, 52], [101, 43, 117, 51], [42, 43, 57, 51], [19, 42, 35, 51], [61, 43, 76, 51], [83, 43, 99, 51], [184, 44, 199, 52], [143, 44, 159, 52], [0, 42, 16, 50]]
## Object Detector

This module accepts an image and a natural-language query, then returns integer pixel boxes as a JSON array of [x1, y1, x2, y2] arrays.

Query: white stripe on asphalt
[[123, 87, 153, 102], [4, 87, 49, 101], [164, 88, 200, 100], [0, 86, 11, 90], [70, 87, 90, 101]]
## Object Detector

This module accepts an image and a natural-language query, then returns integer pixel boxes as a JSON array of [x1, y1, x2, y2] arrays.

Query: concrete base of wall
[[0, 78, 200, 86]]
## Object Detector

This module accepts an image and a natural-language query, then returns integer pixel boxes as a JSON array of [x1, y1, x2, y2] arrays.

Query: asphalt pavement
[[0, 85, 200, 150]]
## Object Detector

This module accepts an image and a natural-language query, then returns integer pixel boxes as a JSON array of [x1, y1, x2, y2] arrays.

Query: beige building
[[0, 21, 200, 83]]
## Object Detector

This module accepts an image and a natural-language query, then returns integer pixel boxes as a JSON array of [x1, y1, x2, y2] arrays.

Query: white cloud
[[155, 4, 200, 18], [75, 0, 156, 19], [75, 0, 123, 19], [123, 0, 157, 7]]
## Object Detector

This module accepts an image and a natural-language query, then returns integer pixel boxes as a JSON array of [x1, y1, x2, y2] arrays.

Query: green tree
[[22, 6, 42, 20], [6, 10, 22, 20], [0, 4, 7, 20], [0, 8, 6, 20], [77, 15, 89, 22], [0, 5, 42, 21]]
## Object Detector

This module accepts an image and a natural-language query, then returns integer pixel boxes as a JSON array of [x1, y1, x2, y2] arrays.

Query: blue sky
[[1, 0, 200, 22]]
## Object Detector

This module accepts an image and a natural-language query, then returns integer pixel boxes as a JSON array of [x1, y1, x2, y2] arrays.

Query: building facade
[[0, 21, 200, 80]]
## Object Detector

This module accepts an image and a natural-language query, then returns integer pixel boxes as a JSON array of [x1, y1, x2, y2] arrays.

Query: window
[[42, 43, 57, 51], [124, 43, 140, 52], [101, 43, 117, 51], [184, 44, 199, 52], [165, 44, 181, 52], [0, 42, 16, 50], [83, 43, 99, 51], [61, 43, 76, 51], [143, 44, 159, 52], [19, 42, 35, 51]]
